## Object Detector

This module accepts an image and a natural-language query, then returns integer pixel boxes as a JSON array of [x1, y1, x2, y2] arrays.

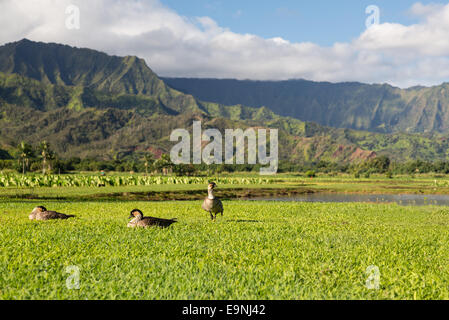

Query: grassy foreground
[[1, 200, 449, 299]]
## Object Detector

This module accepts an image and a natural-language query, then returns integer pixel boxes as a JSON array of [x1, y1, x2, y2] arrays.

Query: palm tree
[[39, 141, 51, 175], [18, 141, 33, 175], [142, 153, 154, 176], [47, 149, 56, 173]]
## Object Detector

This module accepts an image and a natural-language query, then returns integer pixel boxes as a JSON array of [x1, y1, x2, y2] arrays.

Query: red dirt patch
[[349, 148, 377, 162]]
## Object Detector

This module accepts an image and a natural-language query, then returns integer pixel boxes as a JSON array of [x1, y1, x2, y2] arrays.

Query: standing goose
[[127, 209, 177, 228], [202, 182, 224, 221], [29, 206, 75, 221]]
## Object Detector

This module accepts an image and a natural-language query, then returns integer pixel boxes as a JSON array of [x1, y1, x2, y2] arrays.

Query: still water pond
[[250, 193, 449, 206]]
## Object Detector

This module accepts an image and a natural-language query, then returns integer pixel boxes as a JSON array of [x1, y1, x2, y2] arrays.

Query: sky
[[0, 0, 448, 87], [162, 0, 437, 46]]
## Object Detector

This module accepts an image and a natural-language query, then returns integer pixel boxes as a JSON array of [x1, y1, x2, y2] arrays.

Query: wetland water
[[250, 193, 449, 206]]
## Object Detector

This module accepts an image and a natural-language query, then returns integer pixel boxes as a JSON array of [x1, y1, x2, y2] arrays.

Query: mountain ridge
[[163, 77, 449, 134], [1, 39, 449, 164]]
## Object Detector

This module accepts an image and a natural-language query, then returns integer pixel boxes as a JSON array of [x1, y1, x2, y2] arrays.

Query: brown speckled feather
[[29, 206, 75, 221], [202, 197, 223, 214], [127, 209, 177, 228], [201, 182, 224, 220], [36, 211, 75, 221], [128, 216, 177, 228]]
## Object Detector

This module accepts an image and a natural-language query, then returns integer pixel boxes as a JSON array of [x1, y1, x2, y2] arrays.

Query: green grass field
[[1, 199, 449, 299]]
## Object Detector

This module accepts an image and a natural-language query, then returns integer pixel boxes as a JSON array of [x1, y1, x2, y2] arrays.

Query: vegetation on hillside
[[164, 77, 449, 133], [2, 39, 449, 165]]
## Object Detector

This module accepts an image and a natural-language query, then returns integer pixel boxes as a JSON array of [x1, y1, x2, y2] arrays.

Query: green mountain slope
[[2, 98, 449, 163], [1, 39, 449, 164], [163, 78, 449, 134], [0, 39, 203, 114]]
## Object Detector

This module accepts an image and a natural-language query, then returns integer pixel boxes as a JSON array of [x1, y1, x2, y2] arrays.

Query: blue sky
[[162, 0, 437, 46], [2, 0, 449, 87]]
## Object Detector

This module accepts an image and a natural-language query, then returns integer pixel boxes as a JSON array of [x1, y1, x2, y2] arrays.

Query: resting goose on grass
[[29, 206, 75, 221], [127, 209, 177, 228]]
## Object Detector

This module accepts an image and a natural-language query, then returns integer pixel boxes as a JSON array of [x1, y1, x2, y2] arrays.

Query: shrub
[[305, 170, 316, 178]]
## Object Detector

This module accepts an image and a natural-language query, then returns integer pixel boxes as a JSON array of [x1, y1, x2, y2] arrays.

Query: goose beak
[[128, 214, 134, 219]]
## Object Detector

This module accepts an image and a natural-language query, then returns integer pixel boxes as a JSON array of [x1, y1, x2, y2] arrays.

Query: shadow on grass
[[225, 219, 262, 223]]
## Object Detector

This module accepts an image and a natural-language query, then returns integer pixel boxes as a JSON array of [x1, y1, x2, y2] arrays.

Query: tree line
[[3, 143, 449, 176], [0, 141, 173, 175]]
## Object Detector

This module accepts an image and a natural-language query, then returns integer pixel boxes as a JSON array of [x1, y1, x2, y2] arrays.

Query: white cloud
[[409, 2, 444, 16], [0, 0, 448, 87]]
